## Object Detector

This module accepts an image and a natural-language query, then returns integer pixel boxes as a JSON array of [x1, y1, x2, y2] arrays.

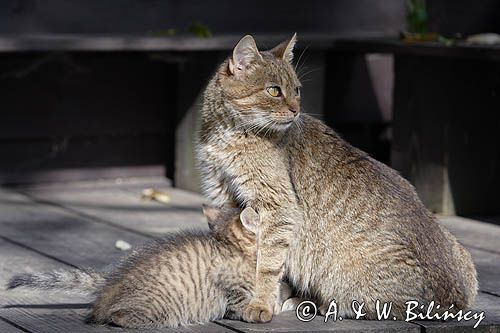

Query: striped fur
[[7, 269, 103, 294], [197, 34, 478, 322], [8, 207, 260, 329]]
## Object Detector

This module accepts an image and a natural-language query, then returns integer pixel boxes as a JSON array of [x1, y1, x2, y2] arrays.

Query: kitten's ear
[[229, 35, 262, 77], [202, 204, 221, 230], [270, 33, 297, 63], [239, 207, 260, 234]]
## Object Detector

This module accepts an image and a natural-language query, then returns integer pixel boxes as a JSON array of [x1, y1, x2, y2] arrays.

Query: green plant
[[188, 22, 212, 38], [407, 0, 428, 33]]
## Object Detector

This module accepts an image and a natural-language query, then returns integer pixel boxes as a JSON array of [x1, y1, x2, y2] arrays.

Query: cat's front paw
[[243, 299, 273, 323]]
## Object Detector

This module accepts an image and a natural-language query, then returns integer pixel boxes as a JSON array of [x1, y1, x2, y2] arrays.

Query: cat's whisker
[[263, 121, 278, 138], [260, 119, 277, 136], [303, 112, 323, 117], [247, 118, 269, 135], [298, 67, 323, 81], [255, 119, 275, 137], [296, 49, 313, 76], [296, 65, 310, 77], [257, 119, 272, 136], [299, 66, 322, 75], [294, 45, 310, 73]]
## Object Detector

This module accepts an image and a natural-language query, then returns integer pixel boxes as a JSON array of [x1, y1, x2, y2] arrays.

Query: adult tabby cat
[[8, 206, 278, 328], [197, 34, 477, 322]]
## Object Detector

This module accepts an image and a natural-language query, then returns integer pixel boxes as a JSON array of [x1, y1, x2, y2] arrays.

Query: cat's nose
[[288, 102, 300, 114]]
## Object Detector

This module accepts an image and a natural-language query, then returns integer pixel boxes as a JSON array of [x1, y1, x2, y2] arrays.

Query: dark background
[[1, 0, 499, 35], [0, 0, 499, 217]]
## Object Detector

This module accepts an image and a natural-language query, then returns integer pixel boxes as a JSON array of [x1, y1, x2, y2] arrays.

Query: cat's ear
[[229, 35, 262, 78], [270, 33, 297, 63], [202, 204, 222, 230], [239, 207, 260, 234]]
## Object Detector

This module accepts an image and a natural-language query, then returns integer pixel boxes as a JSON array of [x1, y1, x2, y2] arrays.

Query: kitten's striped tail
[[6, 269, 105, 295]]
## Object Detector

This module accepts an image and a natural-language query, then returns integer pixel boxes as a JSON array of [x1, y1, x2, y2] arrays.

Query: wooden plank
[[474, 216, 500, 226], [0, 233, 92, 310], [335, 38, 500, 61], [414, 292, 500, 333], [217, 311, 420, 332], [0, 318, 24, 333], [0, 189, 148, 269], [0, 288, 240, 332], [0, 232, 96, 332], [20, 182, 207, 236], [12, 177, 171, 193], [2, 290, 234, 332], [414, 316, 500, 333], [175, 323, 237, 333], [0, 238, 66, 287], [439, 216, 500, 254], [0, 308, 233, 333], [474, 291, 500, 312], [468, 248, 500, 296], [1, 167, 165, 187], [0, 232, 93, 308], [0, 34, 337, 53], [0, 305, 114, 333]]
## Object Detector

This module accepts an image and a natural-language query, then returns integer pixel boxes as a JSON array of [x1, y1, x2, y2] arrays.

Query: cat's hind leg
[[108, 303, 175, 329]]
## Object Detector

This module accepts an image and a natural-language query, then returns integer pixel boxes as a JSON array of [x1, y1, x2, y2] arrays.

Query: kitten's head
[[217, 34, 301, 133], [202, 205, 259, 256]]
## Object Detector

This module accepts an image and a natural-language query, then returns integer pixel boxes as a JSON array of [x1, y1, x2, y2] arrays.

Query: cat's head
[[217, 34, 301, 133], [202, 205, 259, 256]]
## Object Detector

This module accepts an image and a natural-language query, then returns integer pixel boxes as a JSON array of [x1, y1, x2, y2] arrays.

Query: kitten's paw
[[243, 300, 273, 323]]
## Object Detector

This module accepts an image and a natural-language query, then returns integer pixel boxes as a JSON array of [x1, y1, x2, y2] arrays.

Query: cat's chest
[[202, 132, 283, 171]]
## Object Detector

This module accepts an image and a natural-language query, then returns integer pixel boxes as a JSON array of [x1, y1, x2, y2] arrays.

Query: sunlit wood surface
[[0, 178, 498, 332]]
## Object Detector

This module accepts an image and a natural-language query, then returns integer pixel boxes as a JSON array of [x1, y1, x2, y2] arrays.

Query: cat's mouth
[[274, 118, 294, 123], [269, 116, 297, 131], [272, 114, 299, 126]]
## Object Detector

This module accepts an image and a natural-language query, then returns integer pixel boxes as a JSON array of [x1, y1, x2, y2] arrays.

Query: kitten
[[8, 206, 264, 328], [197, 34, 478, 322]]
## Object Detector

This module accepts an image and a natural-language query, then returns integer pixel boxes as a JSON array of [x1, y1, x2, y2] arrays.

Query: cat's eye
[[267, 86, 282, 97], [295, 87, 301, 96]]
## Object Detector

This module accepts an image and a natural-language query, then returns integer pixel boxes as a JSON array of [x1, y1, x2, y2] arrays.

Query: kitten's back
[[90, 231, 228, 328]]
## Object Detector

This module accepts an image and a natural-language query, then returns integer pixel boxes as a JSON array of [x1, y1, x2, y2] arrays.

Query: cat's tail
[[6, 269, 105, 295]]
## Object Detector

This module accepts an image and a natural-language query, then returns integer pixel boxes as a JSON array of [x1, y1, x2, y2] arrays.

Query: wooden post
[[392, 55, 500, 215], [174, 52, 224, 193]]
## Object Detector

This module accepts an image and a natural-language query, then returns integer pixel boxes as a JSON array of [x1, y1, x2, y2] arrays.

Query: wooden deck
[[0, 178, 499, 332]]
